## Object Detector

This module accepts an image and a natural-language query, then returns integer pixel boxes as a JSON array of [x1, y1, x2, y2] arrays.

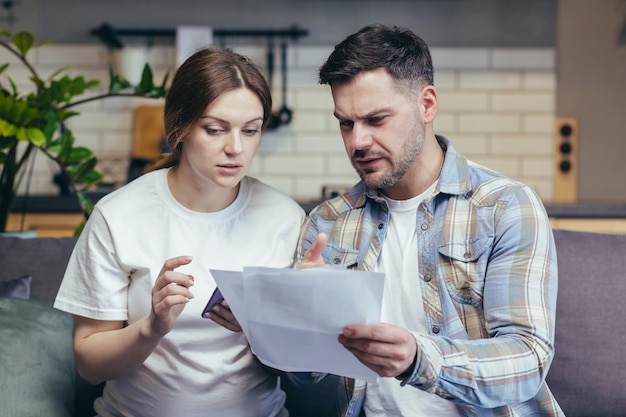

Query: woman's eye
[[205, 127, 222, 135], [243, 129, 260, 136]]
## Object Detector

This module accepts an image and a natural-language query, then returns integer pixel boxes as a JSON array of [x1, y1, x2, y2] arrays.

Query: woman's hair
[[318, 24, 434, 92], [150, 47, 272, 170]]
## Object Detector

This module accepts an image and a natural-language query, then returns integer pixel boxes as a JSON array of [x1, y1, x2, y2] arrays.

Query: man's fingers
[[338, 323, 418, 378], [341, 323, 401, 343], [302, 233, 328, 264]]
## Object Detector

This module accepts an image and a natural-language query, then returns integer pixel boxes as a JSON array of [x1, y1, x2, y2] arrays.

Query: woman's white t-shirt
[[54, 169, 305, 417]]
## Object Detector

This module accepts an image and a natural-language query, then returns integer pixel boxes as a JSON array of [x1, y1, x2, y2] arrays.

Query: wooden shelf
[[7, 213, 85, 237], [7, 212, 626, 238], [549, 218, 626, 234]]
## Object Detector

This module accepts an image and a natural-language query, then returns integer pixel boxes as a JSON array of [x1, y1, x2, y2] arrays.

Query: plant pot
[[111, 46, 149, 85]]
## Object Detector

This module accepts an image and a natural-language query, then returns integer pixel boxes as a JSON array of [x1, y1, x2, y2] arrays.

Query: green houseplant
[[0, 30, 169, 234]]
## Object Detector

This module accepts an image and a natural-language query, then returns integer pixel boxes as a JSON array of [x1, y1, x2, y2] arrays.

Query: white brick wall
[[7, 43, 557, 201]]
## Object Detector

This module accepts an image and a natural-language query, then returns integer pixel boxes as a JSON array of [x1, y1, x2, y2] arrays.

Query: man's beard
[[352, 119, 425, 190]]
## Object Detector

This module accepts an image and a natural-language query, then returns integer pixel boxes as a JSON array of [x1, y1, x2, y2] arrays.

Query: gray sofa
[[1, 229, 626, 417]]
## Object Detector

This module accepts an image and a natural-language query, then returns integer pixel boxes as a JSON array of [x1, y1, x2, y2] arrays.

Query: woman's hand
[[150, 255, 195, 337], [207, 301, 243, 332]]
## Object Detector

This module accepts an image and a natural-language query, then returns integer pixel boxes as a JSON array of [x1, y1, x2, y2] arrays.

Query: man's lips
[[354, 157, 382, 169]]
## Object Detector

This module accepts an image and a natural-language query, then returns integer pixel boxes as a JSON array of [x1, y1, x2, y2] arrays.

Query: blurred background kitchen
[[3, 0, 626, 235]]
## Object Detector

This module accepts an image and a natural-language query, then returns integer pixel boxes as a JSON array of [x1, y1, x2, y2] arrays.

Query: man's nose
[[351, 124, 373, 150]]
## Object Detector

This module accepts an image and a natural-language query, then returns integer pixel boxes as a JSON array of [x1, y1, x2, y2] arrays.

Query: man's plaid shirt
[[294, 136, 564, 417]]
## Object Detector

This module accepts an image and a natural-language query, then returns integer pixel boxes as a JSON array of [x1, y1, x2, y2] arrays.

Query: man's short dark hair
[[319, 24, 434, 88]]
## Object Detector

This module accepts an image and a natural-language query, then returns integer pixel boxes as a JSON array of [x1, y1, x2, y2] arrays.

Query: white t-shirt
[[365, 182, 464, 417], [54, 169, 305, 417]]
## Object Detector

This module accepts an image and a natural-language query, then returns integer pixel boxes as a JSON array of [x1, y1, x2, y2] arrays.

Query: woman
[[54, 47, 305, 417]]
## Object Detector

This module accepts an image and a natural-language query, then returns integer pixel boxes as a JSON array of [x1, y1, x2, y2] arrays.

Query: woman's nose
[[225, 132, 243, 154]]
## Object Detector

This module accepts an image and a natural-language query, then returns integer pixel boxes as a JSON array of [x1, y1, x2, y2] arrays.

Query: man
[[296, 24, 564, 416]]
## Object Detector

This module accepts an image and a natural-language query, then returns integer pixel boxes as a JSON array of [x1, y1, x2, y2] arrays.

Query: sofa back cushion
[[547, 229, 626, 416]]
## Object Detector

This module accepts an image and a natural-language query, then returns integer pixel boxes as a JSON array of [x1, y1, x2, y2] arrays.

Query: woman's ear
[[420, 85, 438, 124]]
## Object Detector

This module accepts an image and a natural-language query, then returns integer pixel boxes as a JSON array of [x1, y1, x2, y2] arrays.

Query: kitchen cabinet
[[549, 218, 626, 234], [7, 200, 626, 238], [7, 213, 85, 237]]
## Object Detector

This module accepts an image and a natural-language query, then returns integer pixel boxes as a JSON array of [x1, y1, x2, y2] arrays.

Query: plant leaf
[[0, 119, 17, 137], [12, 31, 34, 56], [25, 127, 45, 146], [67, 146, 93, 162], [135, 64, 154, 94], [0, 133, 16, 149]]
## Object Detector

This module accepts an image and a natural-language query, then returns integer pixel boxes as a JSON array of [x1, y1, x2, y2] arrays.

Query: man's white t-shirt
[[364, 182, 464, 417], [54, 169, 305, 417]]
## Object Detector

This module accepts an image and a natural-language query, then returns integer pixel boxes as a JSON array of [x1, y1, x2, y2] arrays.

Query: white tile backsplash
[[10, 43, 558, 200], [458, 113, 522, 134], [459, 71, 523, 90], [431, 48, 490, 69], [491, 48, 556, 69], [490, 92, 556, 112]]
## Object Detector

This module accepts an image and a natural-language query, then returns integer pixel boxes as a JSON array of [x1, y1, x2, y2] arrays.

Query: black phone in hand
[[201, 287, 224, 319]]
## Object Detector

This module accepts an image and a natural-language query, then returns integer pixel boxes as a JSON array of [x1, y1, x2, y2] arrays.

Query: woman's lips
[[217, 164, 243, 175]]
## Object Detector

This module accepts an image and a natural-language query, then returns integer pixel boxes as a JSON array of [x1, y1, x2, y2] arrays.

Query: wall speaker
[[553, 118, 578, 203]]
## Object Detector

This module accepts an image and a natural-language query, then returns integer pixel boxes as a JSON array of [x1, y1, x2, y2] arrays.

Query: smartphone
[[201, 287, 224, 319]]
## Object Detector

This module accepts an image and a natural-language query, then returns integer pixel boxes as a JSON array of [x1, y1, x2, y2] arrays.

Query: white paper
[[209, 267, 385, 382]]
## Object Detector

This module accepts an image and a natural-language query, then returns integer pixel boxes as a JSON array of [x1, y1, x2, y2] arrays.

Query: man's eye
[[368, 116, 385, 125], [339, 120, 353, 128]]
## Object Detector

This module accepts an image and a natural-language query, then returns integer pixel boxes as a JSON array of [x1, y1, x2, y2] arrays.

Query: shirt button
[[333, 257, 341, 264], [378, 223, 384, 229], [420, 223, 428, 231], [432, 326, 440, 334], [424, 274, 432, 282], [463, 252, 471, 259]]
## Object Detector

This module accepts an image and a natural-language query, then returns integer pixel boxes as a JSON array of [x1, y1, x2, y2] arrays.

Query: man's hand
[[150, 256, 195, 337], [298, 232, 329, 269], [338, 323, 417, 378]]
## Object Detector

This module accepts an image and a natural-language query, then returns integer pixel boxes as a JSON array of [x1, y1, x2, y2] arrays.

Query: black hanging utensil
[[266, 37, 282, 129], [276, 39, 292, 126], [267, 38, 292, 129]]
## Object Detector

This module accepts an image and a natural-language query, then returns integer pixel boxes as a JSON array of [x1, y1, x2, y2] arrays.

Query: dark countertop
[[297, 201, 626, 218], [11, 195, 626, 219], [11, 192, 110, 213], [541, 202, 626, 218]]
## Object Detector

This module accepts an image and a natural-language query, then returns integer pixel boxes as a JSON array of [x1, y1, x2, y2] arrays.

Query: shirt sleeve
[[53, 207, 131, 321], [408, 185, 558, 408]]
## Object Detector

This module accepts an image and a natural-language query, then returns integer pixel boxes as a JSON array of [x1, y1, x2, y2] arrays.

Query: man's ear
[[420, 85, 438, 124]]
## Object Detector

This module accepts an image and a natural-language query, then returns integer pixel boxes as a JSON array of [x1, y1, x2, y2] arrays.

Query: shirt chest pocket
[[437, 234, 493, 307], [323, 244, 360, 269]]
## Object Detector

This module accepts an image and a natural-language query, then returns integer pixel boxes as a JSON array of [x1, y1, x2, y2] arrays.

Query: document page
[[210, 266, 385, 382]]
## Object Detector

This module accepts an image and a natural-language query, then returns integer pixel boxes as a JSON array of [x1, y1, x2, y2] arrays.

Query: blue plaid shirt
[[294, 136, 564, 417]]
